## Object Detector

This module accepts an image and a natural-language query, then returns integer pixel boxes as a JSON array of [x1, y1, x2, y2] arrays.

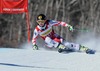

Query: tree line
[[0, 0, 100, 47]]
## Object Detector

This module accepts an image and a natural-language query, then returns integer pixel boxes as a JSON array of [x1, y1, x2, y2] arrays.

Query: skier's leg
[[45, 37, 67, 52], [63, 42, 80, 51], [45, 37, 59, 48], [63, 42, 95, 54]]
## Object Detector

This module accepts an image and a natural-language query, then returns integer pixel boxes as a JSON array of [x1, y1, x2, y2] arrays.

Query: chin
[[39, 25, 43, 27], [39, 24, 45, 27]]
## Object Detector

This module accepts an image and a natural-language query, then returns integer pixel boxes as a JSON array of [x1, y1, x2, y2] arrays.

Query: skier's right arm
[[32, 29, 39, 50]]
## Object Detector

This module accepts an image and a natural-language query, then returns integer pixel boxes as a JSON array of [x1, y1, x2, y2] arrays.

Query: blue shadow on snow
[[0, 62, 67, 70]]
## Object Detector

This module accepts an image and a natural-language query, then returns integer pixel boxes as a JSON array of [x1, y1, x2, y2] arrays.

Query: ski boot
[[57, 44, 66, 53], [57, 43, 74, 53], [86, 49, 95, 54], [79, 45, 95, 54]]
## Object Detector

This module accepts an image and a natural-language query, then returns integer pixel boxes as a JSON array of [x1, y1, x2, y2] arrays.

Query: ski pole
[[74, 28, 89, 32]]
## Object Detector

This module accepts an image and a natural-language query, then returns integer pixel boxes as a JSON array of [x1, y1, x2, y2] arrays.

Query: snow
[[0, 48, 100, 71]]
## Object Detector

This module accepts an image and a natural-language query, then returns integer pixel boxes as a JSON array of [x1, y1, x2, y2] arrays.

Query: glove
[[32, 44, 38, 50], [68, 25, 74, 32]]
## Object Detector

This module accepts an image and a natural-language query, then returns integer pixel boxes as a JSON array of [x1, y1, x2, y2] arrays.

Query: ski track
[[0, 48, 100, 71]]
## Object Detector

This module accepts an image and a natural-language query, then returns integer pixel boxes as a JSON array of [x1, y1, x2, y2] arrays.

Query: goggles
[[37, 20, 46, 24]]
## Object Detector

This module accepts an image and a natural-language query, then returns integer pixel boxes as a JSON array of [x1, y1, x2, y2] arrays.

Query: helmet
[[37, 14, 46, 21], [36, 14, 46, 27]]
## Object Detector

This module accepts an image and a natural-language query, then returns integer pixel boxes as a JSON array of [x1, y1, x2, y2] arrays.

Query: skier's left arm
[[60, 21, 73, 31], [49, 20, 74, 31]]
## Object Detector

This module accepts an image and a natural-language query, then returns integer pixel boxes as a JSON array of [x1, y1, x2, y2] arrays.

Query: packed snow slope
[[0, 48, 100, 71]]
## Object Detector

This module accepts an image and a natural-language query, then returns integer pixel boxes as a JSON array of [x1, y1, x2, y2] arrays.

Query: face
[[37, 20, 46, 27]]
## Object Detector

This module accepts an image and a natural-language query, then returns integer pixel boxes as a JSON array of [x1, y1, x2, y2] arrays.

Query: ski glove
[[68, 25, 74, 32], [33, 44, 38, 50]]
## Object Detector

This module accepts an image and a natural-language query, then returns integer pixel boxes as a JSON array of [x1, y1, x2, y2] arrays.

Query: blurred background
[[0, 0, 100, 48]]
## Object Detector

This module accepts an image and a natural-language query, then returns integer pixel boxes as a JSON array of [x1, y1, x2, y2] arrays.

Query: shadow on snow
[[0, 62, 67, 70]]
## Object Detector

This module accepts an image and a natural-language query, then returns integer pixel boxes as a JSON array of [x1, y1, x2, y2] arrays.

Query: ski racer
[[32, 14, 95, 54]]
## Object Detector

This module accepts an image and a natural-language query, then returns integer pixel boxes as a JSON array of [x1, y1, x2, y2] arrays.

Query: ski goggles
[[37, 20, 46, 24]]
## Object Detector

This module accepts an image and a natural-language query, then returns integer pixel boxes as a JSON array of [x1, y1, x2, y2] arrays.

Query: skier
[[32, 14, 95, 54]]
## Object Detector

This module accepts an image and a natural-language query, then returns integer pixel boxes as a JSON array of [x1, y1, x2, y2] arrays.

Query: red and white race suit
[[32, 20, 80, 49]]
